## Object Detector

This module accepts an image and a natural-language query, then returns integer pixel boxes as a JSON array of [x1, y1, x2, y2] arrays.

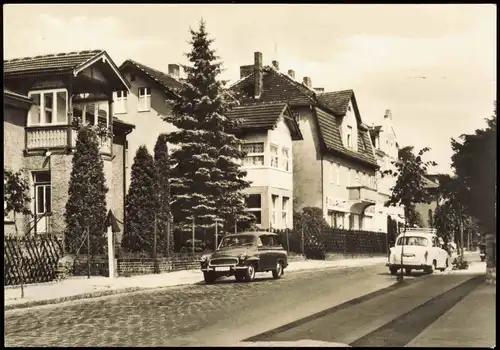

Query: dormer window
[[346, 126, 353, 148]]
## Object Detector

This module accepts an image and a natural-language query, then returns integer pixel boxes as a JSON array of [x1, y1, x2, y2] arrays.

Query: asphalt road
[[4, 255, 487, 347]]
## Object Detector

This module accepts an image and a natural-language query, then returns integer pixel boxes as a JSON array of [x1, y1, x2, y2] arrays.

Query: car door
[[258, 235, 273, 271], [431, 236, 445, 268]]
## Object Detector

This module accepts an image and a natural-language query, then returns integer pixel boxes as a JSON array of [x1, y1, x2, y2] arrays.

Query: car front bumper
[[201, 265, 249, 274]]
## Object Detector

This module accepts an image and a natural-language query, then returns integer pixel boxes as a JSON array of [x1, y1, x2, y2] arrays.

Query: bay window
[[246, 194, 262, 226], [281, 197, 289, 228], [281, 147, 290, 171], [138, 87, 151, 111], [270, 144, 279, 168], [242, 142, 264, 166], [28, 89, 68, 126], [271, 195, 279, 227]]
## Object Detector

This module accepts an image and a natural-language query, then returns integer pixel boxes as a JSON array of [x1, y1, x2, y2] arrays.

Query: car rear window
[[397, 236, 429, 247]]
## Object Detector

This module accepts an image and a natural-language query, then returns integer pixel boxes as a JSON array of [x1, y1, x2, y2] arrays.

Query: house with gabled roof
[[3, 50, 135, 239], [230, 52, 381, 231], [115, 59, 184, 190], [226, 101, 302, 229], [369, 109, 406, 232]]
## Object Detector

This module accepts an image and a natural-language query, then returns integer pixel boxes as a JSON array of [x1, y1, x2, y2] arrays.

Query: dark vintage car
[[200, 232, 288, 284]]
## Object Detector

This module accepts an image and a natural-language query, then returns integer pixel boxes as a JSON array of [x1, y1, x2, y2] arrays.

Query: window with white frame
[[346, 167, 351, 187], [115, 90, 128, 114], [271, 195, 279, 227], [33, 172, 52, 216], [281, 147, 290, 171], [270, 144, 279, 168], [138, 87, 151, 111], [281, 197, 290, 228], [346, 125, 353, 148], [246, 194, 262, 225], [242, 142, 264, 166], [73, 102, 109, 128], [28, 89, 68, 126]]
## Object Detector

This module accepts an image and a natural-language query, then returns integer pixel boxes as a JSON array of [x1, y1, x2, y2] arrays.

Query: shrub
[[451, 255, 470, 270]]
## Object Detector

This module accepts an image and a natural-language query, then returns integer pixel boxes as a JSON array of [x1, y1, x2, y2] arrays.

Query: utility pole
[[87, 226, 91, 279], [153, 213, 158, 274]]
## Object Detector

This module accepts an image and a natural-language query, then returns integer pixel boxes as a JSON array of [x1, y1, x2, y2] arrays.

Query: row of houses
[[4, 49, 419, 239]]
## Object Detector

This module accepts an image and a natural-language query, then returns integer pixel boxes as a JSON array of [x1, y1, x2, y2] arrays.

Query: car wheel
[[244, 264, 256, 282], [204, 272, 217, 284], [405, 268, 412, 276], [426, 261, 436, 274], [272, 261, 283, 280], [235, 272, 245, 282], [390, 267, 398, 276]]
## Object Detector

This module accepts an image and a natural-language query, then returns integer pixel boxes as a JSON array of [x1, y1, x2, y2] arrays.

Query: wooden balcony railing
[[26, 126, 111, 155], [26, 126, 68, 149]]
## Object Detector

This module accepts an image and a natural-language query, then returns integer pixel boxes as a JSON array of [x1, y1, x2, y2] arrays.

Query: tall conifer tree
[[164, 20, 253, 232]]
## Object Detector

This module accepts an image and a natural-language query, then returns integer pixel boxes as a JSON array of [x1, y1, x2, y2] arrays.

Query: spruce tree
[[154, 134, 174, 255], [164, 19, 253, 232], [121, 146, 158, 254], [65, 125, 108, 255]]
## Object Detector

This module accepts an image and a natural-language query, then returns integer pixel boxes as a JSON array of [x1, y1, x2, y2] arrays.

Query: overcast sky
[[4, 4, 496, 174]]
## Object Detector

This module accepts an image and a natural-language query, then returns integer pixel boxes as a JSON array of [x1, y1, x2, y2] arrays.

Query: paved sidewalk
[[407, 281, 496, 347], [5, 256, 387, 310]]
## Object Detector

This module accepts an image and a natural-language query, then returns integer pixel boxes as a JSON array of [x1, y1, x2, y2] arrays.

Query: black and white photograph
[[3, 3, 496, 347]]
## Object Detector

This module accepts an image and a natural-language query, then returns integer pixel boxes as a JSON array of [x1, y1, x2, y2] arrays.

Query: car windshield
[[219, 235, 256, 248], [397, 236, 429, 247]]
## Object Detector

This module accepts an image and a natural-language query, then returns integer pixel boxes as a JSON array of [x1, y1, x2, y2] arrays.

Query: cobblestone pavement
[[5, 264, 403, 347]]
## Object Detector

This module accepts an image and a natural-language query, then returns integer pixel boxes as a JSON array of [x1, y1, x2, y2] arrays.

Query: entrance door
[[33, 172, 51, 233]]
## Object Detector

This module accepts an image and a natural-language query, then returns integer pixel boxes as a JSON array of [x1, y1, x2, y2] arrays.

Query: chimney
[[303, 76, 312, 88], [287, 69, 295, 79], [254, 52, 263, 98], [272, 60, 279, 71], [168, 64, 180, 77], [384, 109, 392, 120], [239, 64, 253, 79], [314, 87, 325, 93]]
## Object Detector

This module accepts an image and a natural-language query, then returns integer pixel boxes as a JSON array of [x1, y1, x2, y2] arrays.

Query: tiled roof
[[317, 90, 353, 115], [4, 89, 32, 102], [4, 50, 104, 75], [119, 59, 184, 94], [230, 66, 315, 106], [113, 116, 135, 130], [315, 107, 378, 167], [229, 66, 377, 168], [226, 102, 302, 140]]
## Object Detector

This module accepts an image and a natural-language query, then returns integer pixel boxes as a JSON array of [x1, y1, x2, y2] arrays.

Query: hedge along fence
[[4, 233, 64, 286], [270, 228, 388, 259]]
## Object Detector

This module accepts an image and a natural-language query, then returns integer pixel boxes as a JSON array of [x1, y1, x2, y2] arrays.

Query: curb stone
[[5, 286, 147, 311]]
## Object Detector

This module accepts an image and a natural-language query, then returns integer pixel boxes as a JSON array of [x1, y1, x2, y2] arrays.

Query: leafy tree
[[65, 125, 108, 255], [406, 204, 424, 228], [4, 168, 32, 298], [122, 146, 158, 254], [154, 134, 174, 255], [164, 19, 252, 232], [451, 102, 496, 238], [383, 146, 437, 230]]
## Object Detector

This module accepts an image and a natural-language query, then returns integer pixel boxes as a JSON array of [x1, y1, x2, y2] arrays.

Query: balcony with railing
[[348, 185, 379, 203], [25, 91, 112, 155]]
